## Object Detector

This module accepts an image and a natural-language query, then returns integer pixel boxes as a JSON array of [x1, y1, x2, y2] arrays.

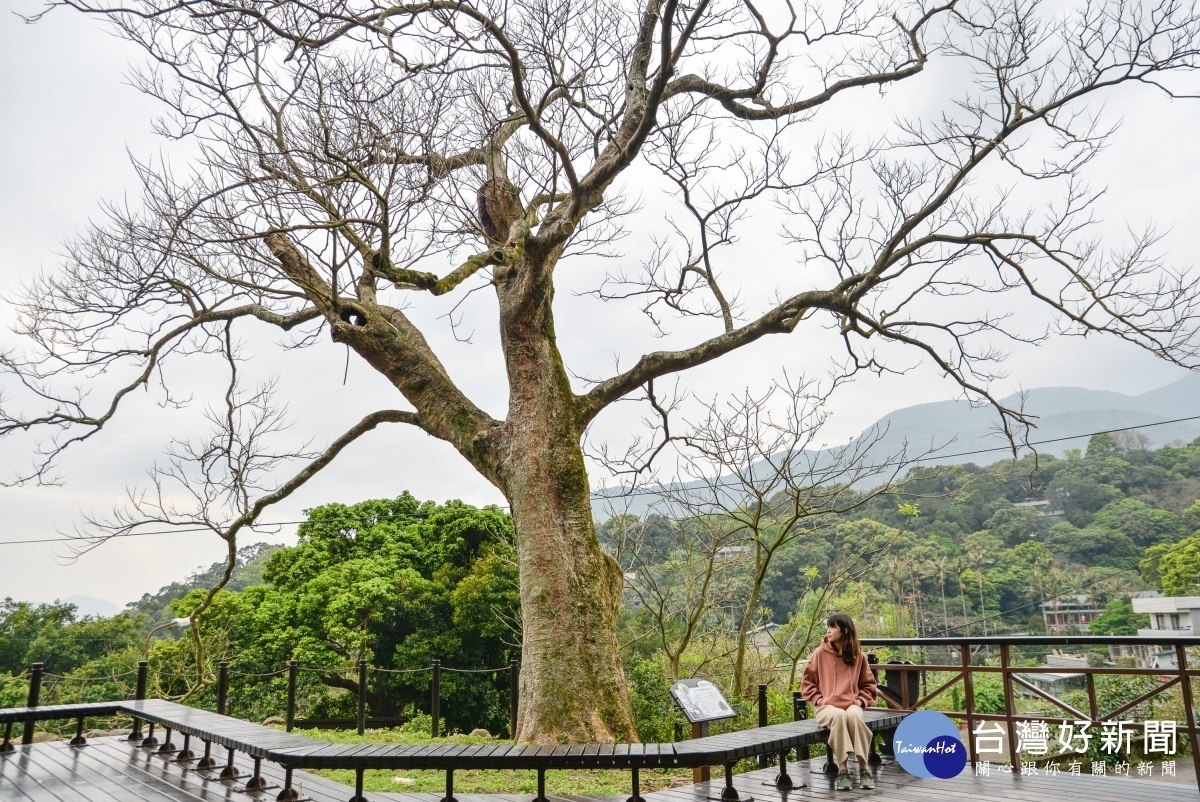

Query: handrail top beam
[[861, 636, 1200, 646]]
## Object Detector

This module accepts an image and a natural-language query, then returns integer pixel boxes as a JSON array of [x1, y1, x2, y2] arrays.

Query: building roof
[[1133, 595, 1200, 613], [1040, 594, 1101, 609], [1019, 671, 1086, 683]]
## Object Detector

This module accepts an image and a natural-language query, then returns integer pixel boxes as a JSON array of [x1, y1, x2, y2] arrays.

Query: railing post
[[357, 658, 368, 736], [129, 659, 149, 740], [1085, 671, 1099, 723], [217, 660, 229, 716], [431, 659, 441, 738], [285, 660, 299, 733], [509, 658, 519, 739], [757, 684, 769, 767], [1174, 644, 1200, 795], [21, 662, 43, 745], [960, 644, 976, 768], [999, 644, 1018, 770]]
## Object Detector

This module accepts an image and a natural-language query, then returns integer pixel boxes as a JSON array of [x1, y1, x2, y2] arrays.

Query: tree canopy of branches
[[6, 0, 1200, 741], [604, 379, 919, 694]]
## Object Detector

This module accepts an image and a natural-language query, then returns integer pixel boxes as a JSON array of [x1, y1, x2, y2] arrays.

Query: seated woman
[[800, 613, 879, 790]]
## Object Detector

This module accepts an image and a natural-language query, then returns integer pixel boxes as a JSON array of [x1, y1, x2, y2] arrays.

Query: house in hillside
[[1041, 594, 1103, 633], [1013, 498, 1067, 520], [1130, 591, 1200, 669], [621, 571, 644, 610], [714, 544, 750, 562], [747, 621, 783, 652], [1017, 654, 1088, 698]]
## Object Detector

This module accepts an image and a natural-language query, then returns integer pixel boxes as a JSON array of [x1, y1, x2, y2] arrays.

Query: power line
[[595, 413, 1200, 500], [924, 563, 1140, 638], [2, 413, 1198, 547], [0, 510, 444, 546]]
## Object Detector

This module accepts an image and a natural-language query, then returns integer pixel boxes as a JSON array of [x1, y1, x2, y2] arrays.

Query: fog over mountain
[[594, 373, 1200, 518], [61, 595, 122, 619]]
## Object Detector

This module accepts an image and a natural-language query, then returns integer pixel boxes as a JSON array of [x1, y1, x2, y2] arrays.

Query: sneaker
[[836, 769, 853, 791], [859, 768, 875, 790]]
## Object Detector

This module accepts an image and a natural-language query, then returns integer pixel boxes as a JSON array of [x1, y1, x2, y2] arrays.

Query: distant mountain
[[594, 373, 1200, 518], [126, 542, 282, 625], [63, 594, 121, 618]]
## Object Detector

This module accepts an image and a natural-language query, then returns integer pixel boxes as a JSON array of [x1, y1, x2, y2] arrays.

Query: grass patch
[[291, 728, 695, 795]]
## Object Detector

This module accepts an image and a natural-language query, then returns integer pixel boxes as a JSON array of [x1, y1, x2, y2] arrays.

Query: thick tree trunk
[[506, 436, 636, 742], [496, 248, 637, 743]]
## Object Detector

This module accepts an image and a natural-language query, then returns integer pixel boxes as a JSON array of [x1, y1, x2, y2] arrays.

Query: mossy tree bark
[[494, 240, 636, 741]]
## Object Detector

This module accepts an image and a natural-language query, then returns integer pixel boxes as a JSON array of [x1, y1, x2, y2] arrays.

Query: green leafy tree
[[1143, 534, 1200, 595], [1048, 476, 1122, 527], [130, 543, 282, 626], [0, 600, 145, 679], [1047, 526, 1140, 569], [1089, 599, 1149, 636], [985, 506, 1050, 547], [1092, 499, 1183, 547], [180, 494, 521, 732], [1183, 500, 1200, 533], [1086, 434, 1124, 461]]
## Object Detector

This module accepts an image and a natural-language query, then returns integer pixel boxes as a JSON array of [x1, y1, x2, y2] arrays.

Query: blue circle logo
[[892, 711, 966, 778]]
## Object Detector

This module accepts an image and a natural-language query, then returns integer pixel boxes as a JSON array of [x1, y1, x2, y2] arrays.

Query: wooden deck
[[2, 737, 1197, 801], [672, 757, 1200, 801], [0, 736, 620, 802]]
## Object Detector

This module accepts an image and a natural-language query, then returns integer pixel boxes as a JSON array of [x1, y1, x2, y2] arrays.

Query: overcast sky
[[2, 5, 1199, 608]]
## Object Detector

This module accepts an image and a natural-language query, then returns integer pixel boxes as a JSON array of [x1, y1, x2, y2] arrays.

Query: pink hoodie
[[800, 635, 878, 710]]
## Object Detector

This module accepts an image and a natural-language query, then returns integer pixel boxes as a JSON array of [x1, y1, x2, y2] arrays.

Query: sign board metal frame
[[670, 678, 737, 724]]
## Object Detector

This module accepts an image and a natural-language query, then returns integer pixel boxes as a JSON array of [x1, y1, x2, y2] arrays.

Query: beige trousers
[[814, 704, 872, 763]]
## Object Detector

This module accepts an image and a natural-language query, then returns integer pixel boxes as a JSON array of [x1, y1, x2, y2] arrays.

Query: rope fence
[[226, 667, 289, 678], [7, 656, 521, 740], [38, 670, 138, 682]]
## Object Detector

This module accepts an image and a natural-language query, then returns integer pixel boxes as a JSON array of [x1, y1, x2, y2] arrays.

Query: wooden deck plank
[[0, 751, 72, 802], [34, 741, 218, 802], [112, 736, 363, 802], [74, 738, 240, 802], [658, 761, 1200, 802], [6, 735, 1198, 802], [98, 736, 294, 801], [18, 744, 138, 802], [30, 743, 170, 802], [0, 766, 41, 802]]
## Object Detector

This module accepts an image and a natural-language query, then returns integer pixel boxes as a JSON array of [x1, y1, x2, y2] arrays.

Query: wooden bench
[[0, 698, 907, 802]]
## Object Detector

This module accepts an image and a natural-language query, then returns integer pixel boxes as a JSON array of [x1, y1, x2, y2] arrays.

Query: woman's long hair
[[827, 613, 862, 666]]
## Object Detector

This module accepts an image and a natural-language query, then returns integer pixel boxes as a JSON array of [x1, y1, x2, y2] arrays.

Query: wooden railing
[[861, 635, 1200, 791]]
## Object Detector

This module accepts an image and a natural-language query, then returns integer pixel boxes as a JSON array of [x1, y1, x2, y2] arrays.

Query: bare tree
[[6, 0, 1200, 740], [607, 377, 926, 694], [769, 547, 889, 692], [607, 505, 748, 681]]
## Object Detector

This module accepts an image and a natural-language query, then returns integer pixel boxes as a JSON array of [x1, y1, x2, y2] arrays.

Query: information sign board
[[669, 678, 737, 723]]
